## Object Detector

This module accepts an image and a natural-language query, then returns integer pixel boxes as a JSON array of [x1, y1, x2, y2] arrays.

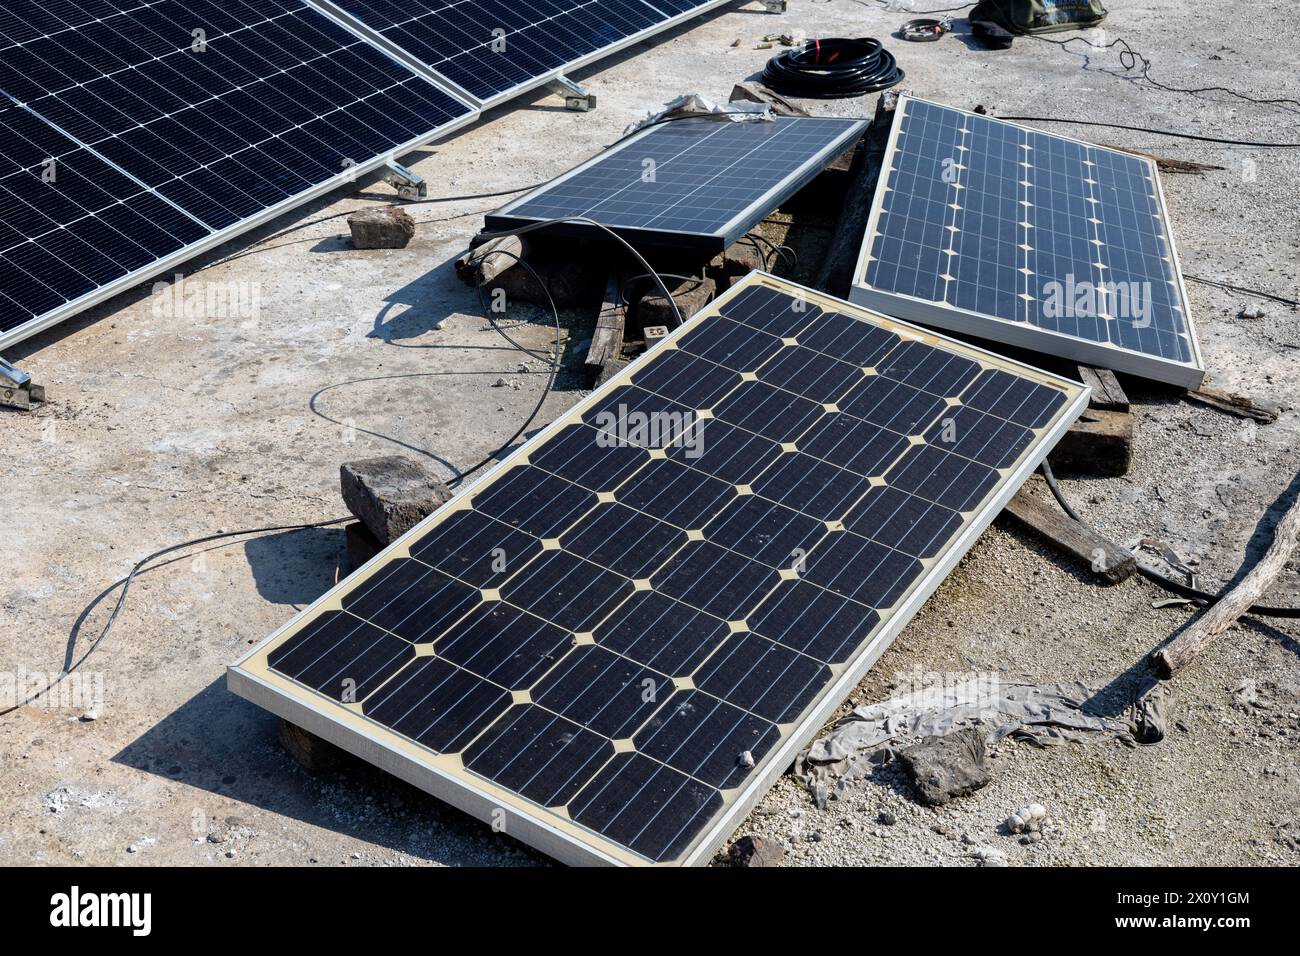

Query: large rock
[[348, 206, 416, 249], [340, 455, 452, 545], [897, 729, 991, 806]]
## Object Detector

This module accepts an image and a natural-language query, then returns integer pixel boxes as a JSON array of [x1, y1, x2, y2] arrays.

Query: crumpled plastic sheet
[[623, 93, 772, 136], [795, 679, 1131, 788]]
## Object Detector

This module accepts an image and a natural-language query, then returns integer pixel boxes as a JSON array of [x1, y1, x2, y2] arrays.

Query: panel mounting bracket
[[761, 0, 789, 12], [382, 160, 427, 200], [546, 75, 597, 112], [0, 357, 46, 411]]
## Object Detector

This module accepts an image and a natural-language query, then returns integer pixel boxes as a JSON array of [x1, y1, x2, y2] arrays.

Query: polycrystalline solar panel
[[229, 273, 1087, 866], [0, 0, 475, 348], [485, 115, 867, 251], [316, 0, 733, 104], [852, 96, 1205, 388]]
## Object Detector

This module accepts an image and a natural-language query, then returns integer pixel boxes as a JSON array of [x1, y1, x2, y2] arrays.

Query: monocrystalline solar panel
[[485, 115, 867, 251], [229, 273, 1087, 866], [0, 0, 477, 349], [0, 98, 209, 336], [314, 0, 734, 104], [852, 95, 1204, 388]]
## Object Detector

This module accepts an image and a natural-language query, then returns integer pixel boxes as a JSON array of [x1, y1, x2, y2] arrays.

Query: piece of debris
[[970, 845, 1007, 867], [1100, 144, 1224, 175], [347, 206, 416, 250], [1238, 306, 1267, 320], [79, 709, 99, 722], [340, 455, 453, 545], [1005, 802, 1048, 834], [1131, 679, 1174, 745], [728, 834, 784, 867], [897, 729, 991, 806], [643, 325, 670, 350], [1184, 385, 1281, 424], [798, 679, 1127, 793]]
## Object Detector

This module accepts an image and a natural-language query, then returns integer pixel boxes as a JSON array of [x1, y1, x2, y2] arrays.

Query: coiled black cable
[[761, 38, 903, 99]]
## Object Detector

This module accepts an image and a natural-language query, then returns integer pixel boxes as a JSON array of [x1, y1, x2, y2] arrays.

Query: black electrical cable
[[762, 38, 904, 99], [1038, 460, 1300, 619], [1023, 31, 1300, 112], [1184, 274, 1300, 308], [995, 114, 1300, 149], [0, 518, 352, 717], [456, 249, 564, 486]]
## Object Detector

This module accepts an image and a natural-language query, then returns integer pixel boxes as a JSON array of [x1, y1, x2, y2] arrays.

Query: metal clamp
[[0, 356, 45, 410], [382, 160, 427, 201], [545, 75, 597, 112], [762, 0, 789, 12]]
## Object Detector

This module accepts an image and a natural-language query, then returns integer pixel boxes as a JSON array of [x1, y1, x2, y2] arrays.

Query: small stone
[[80, 709, 99, 722], [738, 750, 755, 768], [729, 834, 784, 867], [877, 810, 897, 826]]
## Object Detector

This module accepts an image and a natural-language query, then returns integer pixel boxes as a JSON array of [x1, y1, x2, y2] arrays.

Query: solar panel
[[229, 272, 1087, 866], [852, 95, 1205, 389], [0, 0, 477, 349], [485, 115, 868, 252], [313, 0, 735, 105]]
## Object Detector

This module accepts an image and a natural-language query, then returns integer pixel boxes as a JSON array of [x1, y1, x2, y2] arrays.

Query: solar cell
[[485, 115, 868, 251], [316, 0, 735, 104], [229, 272, 1087, 866], [0, 0, 477, 348], [852, 95, 1205, 388]]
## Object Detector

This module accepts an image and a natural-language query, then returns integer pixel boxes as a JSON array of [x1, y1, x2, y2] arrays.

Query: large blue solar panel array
[[0, 0, 474, 343], [233, 276, 1081, 865], [486, 115, 866, 251], [857, 96, 1201, 385], [322, 0, 729, 102]]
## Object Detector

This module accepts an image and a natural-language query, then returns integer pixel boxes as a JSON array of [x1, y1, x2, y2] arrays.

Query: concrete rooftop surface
[[1, 0, 1297, 867]]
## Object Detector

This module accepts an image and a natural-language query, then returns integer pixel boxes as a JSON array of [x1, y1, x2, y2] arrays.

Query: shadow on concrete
[[243, 527, 346, 610], [113, 677, 545, 866]]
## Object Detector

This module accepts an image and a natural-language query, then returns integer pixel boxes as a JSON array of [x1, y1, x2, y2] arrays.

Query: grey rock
[[340, 455, 453, 545], [729, 834, 784, 867], [897, 729, 992, 806]]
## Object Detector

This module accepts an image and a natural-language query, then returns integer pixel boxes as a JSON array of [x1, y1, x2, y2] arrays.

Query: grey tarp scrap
[[796, 679, 1129, 788]]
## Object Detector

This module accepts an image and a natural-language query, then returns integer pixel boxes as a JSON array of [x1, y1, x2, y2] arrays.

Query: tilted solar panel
[[0, 0, 477, 348], [314, 0, 735, 105], [229, 273, 1087, 866], [485, 115, 867, 252], [852, 95, 1204, 388]]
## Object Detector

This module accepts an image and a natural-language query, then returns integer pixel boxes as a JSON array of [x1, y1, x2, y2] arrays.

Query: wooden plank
[[814, 93, 895, 299], [1185, 385, 1281, 424], [455, 234, 523, 286], [1003, 487, 1137, 584], [1151, 483, 1300, 677], [586, 270, 625, 370], [1077, 365, 1130, 412]]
